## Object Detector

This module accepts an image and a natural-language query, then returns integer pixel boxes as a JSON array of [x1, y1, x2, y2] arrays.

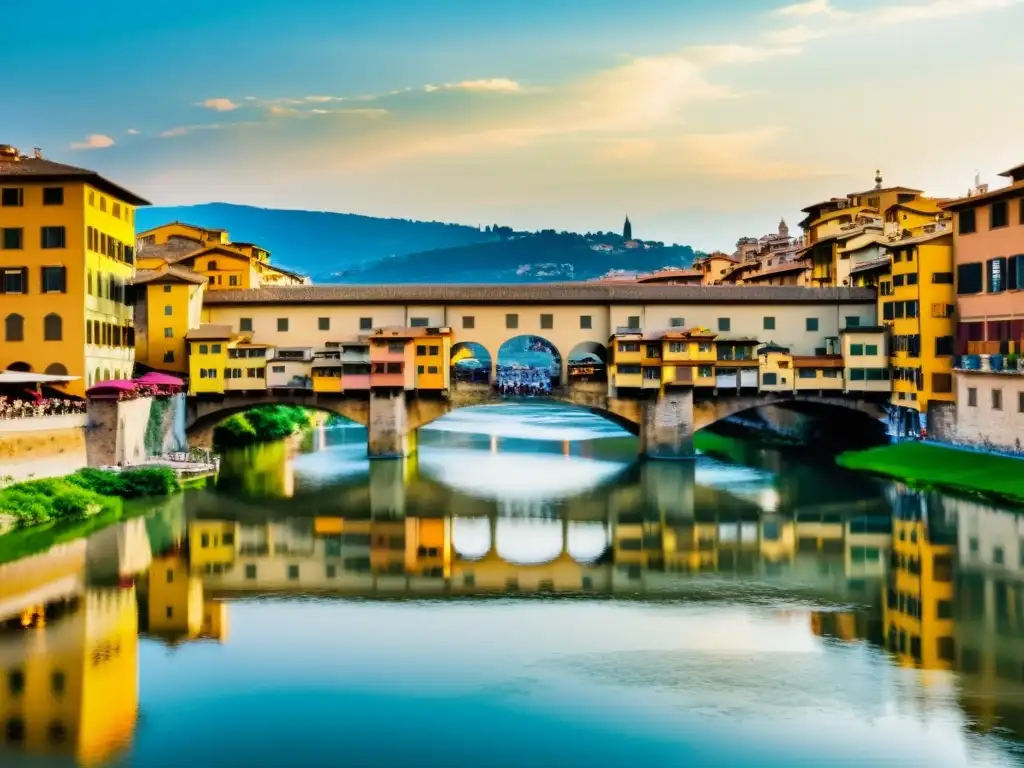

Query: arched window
[[208, 260, 218, 271], [45, 363, 69, 376], [5, 362, 31, 372], [5, 313, 24, 342], [87, 371, 92, 387], [43, 313, 62, 342], [94, 367, 101, 385]]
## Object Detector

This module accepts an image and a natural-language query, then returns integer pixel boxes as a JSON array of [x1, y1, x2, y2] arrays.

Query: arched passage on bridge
[[496, 335, 562, 392], [450, 341, 493, 385], [186, 398, 370, 448], [567, 341, 607, 383], [452, 516, 610, 566]]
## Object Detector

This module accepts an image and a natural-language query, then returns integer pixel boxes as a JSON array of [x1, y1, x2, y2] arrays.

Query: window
[[850, 368, 866, 381], [905, 300, 918, 318], [0, 187, 24, 207], [318, 317, 330, 331], [958, 209, 976, 235], [580, 315, 592, 329], [627, 315, 641, 329], [932, 373, 953, 393], [540, 313, 553, 330], [51, 671, 66, 696], [417, 365, 425, 374], [883, 302, 895, 320], [272, 365, 285, 373], [718, 318, 730, 332], [763, 316, 775, 330], [665, 317, 684, 328], [906, 273, 918, 286], [359, 317, 373, 330], [762, 372, 777, 386], [932, 272, 954, 284], [993, 388, 1003, 411], [642, 367, 660, 380], [43, 314, 62, 341], [416, 345, 427, 355], [506, 313, 519, 329], [199, 344, 209, 354], [4, 313, 23, 342], [806, 317, 819, 332], [850, 344, 864, 356], [1, 227, 21, 249], [42, 187, 64, 205], [41, 266, 66, 293], [893, 274, 905, 287], [277, 318, 289, 332], [845, 316, 860, 328], [229, 274, 239, 286], [460, 315, 475, 330], [245, 564, 257, 579], [40, 226, 66, 249], [239, 317, 253, 332], [428, 345, 439, 355], [1, 268, 27, 294], [798, 368, 817, 379], [211, 344, 222, 353], [987, 257, 1007, 293], [957, 262, 983, 294], [9, 669, 25, 696], [410, 317, 428, 327], [164, 327, 173, 338], [1019, 391, 1024, 414], [991, 200, 1009, 229], [163, 351, 175, 363], [427, 366, 438, 374], [935, 336, 954, 356], [697, 365, 713, 378]]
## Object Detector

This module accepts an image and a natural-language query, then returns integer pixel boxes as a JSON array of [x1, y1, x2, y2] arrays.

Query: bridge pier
[[639, 389, 695, 460], [368, 391, 416, 459]]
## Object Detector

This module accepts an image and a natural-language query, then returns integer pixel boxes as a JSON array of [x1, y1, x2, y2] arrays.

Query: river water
[[2, 403, 1024, 767]]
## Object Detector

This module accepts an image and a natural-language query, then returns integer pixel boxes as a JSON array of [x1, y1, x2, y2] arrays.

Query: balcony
[[371, 362, 405, 388], [665, 367, 693, 387], [956, 354, 1024, 375], [641, 368, 661, 389], [370, 342, 407, 363], [967, 340, 1020, 355]]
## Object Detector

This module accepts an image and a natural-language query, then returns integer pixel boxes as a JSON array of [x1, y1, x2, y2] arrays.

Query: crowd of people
[[0, 394, 85, 419], [494, 365, 556, 396]]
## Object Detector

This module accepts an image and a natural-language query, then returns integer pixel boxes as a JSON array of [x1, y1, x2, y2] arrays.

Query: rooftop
[[131, 265, 207, 286], [186, 324, 235, 341], [138, 220, 227, 236], [0, 148, 151, 206], [202, 283, 876, 306]]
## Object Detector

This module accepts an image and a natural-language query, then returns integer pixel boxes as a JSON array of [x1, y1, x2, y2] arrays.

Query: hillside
[[136, 203, 490, 281], [136, 204, 696, 283], [337, 232, 697, 283]]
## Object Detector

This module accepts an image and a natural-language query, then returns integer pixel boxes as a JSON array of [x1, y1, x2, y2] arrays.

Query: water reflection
[[3, 416, 1024, 765]]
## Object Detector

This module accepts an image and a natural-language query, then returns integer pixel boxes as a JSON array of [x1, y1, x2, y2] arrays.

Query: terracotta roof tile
[[131, 265, 207, 285], [185, 324, 235, 340], [0, 153, 150, 205], [202, 283, 876, 306]]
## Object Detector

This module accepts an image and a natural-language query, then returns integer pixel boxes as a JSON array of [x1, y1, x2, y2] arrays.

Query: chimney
[[33, 147, 42, 159]]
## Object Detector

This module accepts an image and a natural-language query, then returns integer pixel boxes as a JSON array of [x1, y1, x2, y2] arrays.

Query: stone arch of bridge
[[450, 340, 494, 384], [693, 392, 888, 433], [409, 397, 642, 436]]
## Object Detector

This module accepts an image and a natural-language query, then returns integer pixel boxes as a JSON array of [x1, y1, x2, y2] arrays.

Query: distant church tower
[[778, 217, 789, 238], [623, 216, 632, 241]]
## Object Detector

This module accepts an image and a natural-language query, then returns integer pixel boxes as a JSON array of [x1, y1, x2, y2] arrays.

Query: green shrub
[[213, 405, 312, 448], [69, 467, 180, 498]]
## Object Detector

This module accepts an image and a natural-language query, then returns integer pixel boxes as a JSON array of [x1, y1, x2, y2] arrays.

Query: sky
[[4, 0, 1024, 250]]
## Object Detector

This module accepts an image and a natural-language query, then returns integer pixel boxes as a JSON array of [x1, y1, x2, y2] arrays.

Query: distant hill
[[136, 203, 490, 281], [336, 231, 697, 283], [136, 204, 696, 283]]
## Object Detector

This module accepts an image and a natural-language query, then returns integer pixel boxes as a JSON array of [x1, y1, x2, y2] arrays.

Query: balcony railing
[[956, 354, 1024, 375], [967, 340, 1021, 355]]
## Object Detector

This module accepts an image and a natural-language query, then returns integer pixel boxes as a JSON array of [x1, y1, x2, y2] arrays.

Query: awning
[[0, 371, 80, 385], [135, 372, 185, 387]]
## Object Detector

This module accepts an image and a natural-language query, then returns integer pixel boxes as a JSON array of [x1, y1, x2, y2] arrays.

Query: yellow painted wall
[[140, 281, 201, 372], [139, 222, 225, 246], [188, 339, 230, 394], [193, 250, 252, 290], [414, 335, 450, 390], [759, 350, 794, 392]]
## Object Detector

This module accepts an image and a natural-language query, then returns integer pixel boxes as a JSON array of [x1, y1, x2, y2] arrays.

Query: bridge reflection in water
[[4, 435, 1024, 762]]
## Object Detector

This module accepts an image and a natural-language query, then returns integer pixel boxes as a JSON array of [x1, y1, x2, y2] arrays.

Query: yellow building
[[136, 221, 306, 290], [147, 551, 229, 644], [757, 342, 794, 392], [884, 514, 956, 670], [840, 326, 890, 395], [186, 324, 236, 395], [311, 351, 344, 393], [610, 330, 643, 389], [0, 144, 150, 394], [881, 231, 955, 434], [131, 265, 206, 373], [660, 327, 717, 388]]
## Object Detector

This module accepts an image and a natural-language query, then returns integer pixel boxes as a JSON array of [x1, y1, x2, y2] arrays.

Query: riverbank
[[0, 467, 180, 533], [213, 405, 312, 449], [836, 442, 1024, 504]]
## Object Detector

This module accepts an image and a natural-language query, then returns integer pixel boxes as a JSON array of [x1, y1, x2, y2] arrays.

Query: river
[[2, 403, 1024, 767]]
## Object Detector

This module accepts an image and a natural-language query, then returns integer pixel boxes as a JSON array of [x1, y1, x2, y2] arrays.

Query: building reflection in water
[[8, 445, 1024, 760]]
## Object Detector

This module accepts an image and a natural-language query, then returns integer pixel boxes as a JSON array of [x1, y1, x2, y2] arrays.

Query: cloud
[[774, 0, 847, 16], [424, 78, 523, 93], [70, 134, 115, 150], [126, 128, 140, 135], [158, 122, 258, 138], [764, 24, 828, 45], [199, 97, 240, 112]]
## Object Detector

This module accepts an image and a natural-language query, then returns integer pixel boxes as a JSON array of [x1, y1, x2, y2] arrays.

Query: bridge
[[182, 382, 888, 458]]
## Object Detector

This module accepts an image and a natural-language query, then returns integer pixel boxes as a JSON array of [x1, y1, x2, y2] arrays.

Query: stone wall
[[931, 372, 1024, 455], [85, 395, 188, 467], [368, 391, 413, 458], [639, 389, 695, 459], [0, 416, 88, 481]]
